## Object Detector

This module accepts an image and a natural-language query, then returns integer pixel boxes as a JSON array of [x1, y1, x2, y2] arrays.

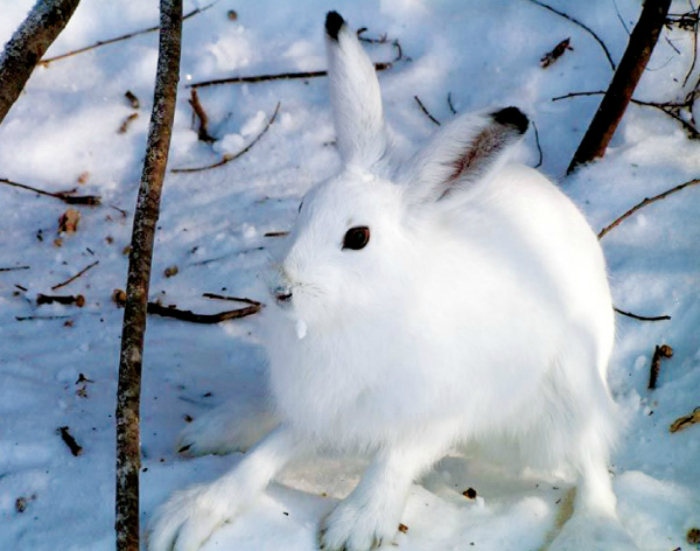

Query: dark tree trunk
[[115, 1, 182, 550], [0, 0, 81, 125], [567, 0, 672, 175]]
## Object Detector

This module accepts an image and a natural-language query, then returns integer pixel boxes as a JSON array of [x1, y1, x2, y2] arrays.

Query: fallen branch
[[0, 0, 81, 125], [598, 178, 700, 239], [115, 1, 182, 549], [0, 177, 101, 205], [523, 0, 616, 70], [16, 314, 72, 321], [567, 0, 672, 174], [37, 293, 85, 307], [648, 343, 673, 390], [202, 293, 262, 306], [118, 113, 139, 134], [58, 426, 83, 456], [189, 63, 392, 89], [414, 96, 441, 126], [532, 119, 543, 168], [264, 231, 289, 237], [171, 102, 281, 173], [40, 1, 214, 66], [51, 260, 99, 290], [614, 307, 671, 322], [669, 406, 700, 433], [447, 92, 458, 115], [147, 301, 261, 323], [0, 265, 30, 273]]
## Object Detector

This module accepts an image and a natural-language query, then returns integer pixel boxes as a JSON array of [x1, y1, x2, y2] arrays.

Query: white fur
[[149, 13, 626, 551]]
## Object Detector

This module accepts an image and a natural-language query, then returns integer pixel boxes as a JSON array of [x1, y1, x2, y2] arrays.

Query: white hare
[[149, 11, 633, 551]]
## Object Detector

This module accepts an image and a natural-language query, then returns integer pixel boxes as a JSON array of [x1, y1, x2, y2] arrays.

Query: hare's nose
[[274, 286, 293, 303]]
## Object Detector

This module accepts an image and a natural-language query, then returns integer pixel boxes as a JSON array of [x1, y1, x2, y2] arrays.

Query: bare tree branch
[[0, 177, 101, 205], [40, 1, 214, 66], [568, 0, 672, 174], [115, 1, 182, 549], [0, 0, 81, 125]]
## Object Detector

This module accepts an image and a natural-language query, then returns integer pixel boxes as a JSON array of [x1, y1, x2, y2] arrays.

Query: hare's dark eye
[[342, 226, 370, 250]]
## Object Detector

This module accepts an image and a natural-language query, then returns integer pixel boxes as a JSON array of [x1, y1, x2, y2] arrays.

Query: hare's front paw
[[176, 399, 279, 457], [319, 499, 399, 551], [147, 484, 233, 551]]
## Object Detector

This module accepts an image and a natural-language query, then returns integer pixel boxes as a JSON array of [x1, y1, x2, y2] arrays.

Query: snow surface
[[0, 0, 699, 550]]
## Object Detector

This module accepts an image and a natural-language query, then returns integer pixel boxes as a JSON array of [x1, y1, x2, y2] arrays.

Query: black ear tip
[[492, 107, 529, 134], [325, 11, 345, 41]]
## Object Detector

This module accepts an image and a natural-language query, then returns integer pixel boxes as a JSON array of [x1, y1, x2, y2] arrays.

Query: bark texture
[[0, 0, 81, 125], [115, 1, 182, 550], [567, 0, 672, 174]]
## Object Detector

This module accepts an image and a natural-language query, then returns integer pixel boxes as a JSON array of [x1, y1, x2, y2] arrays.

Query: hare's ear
[[404, 107, 529, 204], [325, 11, 388, 169]]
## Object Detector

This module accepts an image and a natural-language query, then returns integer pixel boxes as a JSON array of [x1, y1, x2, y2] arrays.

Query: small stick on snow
[[532, 120, 544, 168], [614, 307, 671, 322], [202, 293, 262, 306], [147, 301, 261, 324], [0, 177, 101, 205], [523, 0, 616, 70], [598, 178, 700, 239], [37, 293, 86, 307], [447, 92, 458, 115], [669, 407, 700, 433], [264, 231, 289, 237], [51, 260, 99, 291], [189, 63, 393, 89], [118, 113, 139, 134], [414, 96, 441, 126], [648, 344, 673, 390], [40, 2, 217, 66], [171, 102, 281, 173], [188, 89, 216, 143], [58, 426, 83, 456], [0, 265, 30, 273]]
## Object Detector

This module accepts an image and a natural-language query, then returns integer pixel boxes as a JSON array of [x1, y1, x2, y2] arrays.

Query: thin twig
[[58, 426, 83, 456], [40, 2, 215, 66], [37, 293, 85, 307], [614, 307, 671, 321], [447, 92, 458, 115], [0, 265, 30, 272], [264, 231, 289, 237], [147, 301, 261, 323], [16, 314, 73, 321], [201, 293, 261, 306], [0, 177, 101, 205], [532, 119, 544, 168], [669, 406, 700, 433], [681, 6, 700, 87], [523, 0, 616, 70], [414, 96, 441, 125], [598, 178, 700, 238], [648, 344, 673, 389], [51, 260, 99, 290], [171, 102, 281, 173], [189, 63, 392, 89], [188, 89, 216, 143]]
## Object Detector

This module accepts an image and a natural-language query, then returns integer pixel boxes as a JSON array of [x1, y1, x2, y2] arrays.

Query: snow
[[0, 0, 699, 550]]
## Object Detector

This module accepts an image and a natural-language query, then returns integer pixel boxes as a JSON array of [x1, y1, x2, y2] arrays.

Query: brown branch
[[118, 113, 139, 134], [648, 343, 673, 389], [189, 63, 392, 89], [0, 265, 30, 273], [147, 301, 261, 323], [598, 178, 700, 238], [115, 1, 182, 550], [51, 260, 99, 290], [188, 89, 216, 143], [37, 293, 85, 307], [58, 426, 83, 456], [201, 293, 262, 306], [567, 0, 672, 174], [523, 0, 616, 70], [414, 96, 441, 126], [669, 406, 700, 433], [264, 231, 289, 237], [40, 2, 214, 66], [614, 307, 671, 321], [171, 102, 280, 173], [0, 0, 81, 125], [0, 177, 101, 205]]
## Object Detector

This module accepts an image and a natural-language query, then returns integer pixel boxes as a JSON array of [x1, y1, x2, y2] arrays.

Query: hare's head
[[273, 12, 528, 327]]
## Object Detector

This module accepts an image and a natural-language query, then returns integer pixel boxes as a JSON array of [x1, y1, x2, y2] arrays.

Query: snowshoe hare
[[149, 11, 632, 551]]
